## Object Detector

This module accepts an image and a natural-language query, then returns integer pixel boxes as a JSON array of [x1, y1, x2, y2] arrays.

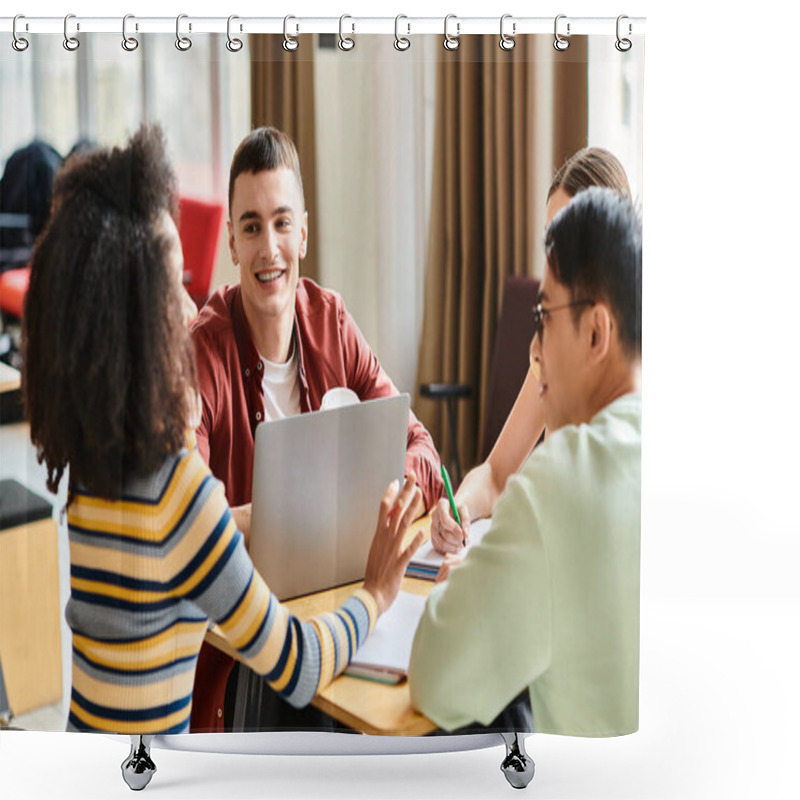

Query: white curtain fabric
[[314, 36, 437, 395]]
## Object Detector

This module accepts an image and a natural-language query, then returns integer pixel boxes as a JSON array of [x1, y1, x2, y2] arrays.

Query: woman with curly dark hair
[[24, 129, 196, 499], [22, 125, 423, 735]]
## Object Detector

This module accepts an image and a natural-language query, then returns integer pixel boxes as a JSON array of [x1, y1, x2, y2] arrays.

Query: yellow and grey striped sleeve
[[188, 475, 380, 707]]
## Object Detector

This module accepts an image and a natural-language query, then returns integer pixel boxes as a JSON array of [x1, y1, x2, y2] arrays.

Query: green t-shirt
[[409, 393, 641, 736]]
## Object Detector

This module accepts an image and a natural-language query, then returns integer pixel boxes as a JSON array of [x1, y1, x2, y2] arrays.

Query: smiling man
[[409, 187, 642, 736], [189, 127, 442, 732]]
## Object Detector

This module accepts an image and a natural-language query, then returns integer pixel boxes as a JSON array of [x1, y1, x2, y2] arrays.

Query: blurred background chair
[[1, 140, 62, 332], [418, 381, 472, 485], [178, 196, 225, 309], [1, 142, 62, 404], [1, 141, 225, 416], [1, 195, 227, 325], [480, 275, 540, 462], [0, 266, 29, 321], [0, 141, 61, 277], [420, 274, 540, 484]]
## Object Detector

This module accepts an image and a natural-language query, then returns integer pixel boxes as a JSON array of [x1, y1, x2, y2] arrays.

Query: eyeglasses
[[531, 299, 595, 339]]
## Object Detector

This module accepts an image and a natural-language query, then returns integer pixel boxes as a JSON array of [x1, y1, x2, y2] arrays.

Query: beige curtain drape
[[249, 36, 319, 283], [415, 36, 588, 477]]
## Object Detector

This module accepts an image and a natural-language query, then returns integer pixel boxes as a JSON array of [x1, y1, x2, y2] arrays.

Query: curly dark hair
[[22, 125, 198, 499]]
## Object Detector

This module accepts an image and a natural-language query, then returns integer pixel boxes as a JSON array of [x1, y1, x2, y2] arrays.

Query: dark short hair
[[548, 147, 631, 201], [545, 187, 642, 358], [22, 124, 197, 499], [228, 126, 305, 216]]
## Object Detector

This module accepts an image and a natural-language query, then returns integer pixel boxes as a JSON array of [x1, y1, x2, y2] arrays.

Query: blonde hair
[[549, 147, 631, 201]]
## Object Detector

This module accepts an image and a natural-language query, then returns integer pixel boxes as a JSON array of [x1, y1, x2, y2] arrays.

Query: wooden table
[[205, 517, 438, 736]]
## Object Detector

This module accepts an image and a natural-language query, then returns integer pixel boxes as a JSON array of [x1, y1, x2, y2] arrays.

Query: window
[[588, 35, 645, 205], [1, 34, 250, 201]]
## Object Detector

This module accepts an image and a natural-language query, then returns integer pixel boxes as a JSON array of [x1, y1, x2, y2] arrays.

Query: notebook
[[345, 590, 428, 685], [406, 517, 492, 580], [249, 393, 409, 600]]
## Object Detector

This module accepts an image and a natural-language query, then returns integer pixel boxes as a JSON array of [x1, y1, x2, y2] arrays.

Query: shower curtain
[[0, 12, 644, 754]]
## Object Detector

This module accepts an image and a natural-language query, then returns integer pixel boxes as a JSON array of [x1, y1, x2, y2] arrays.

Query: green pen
[[440, 463, 466, 547]]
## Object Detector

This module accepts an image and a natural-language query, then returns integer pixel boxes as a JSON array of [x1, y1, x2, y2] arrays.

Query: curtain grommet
[[553, 14, 570, 51], [499, 14, 515, 51], [338, 14, 355, 51], [226, 15, 243, 52], [175, 13, 192, 52], [12, 14, 29, 51], [443, 14, 460, 51], [283, 15, 299, 51], [394, 14, 411, 51], [63, 14, 80, 51], [615, 15, 632, 52], [121, 14, 138, 51]]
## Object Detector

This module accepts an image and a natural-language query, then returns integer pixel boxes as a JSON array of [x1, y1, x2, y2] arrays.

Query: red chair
[[0, 197, 225, 321], [178, 196, 225, 308], [0, 267, 30, 319]]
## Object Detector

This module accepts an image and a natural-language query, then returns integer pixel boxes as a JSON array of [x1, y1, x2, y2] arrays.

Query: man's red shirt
[[189, 278, 442, 731]]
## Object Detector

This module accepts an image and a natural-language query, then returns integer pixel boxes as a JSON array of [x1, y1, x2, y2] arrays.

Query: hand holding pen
[[430, 464, 471, 555]]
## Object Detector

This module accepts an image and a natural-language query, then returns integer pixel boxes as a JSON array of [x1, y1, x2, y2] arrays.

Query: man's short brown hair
[[228, 127, 305, 215]]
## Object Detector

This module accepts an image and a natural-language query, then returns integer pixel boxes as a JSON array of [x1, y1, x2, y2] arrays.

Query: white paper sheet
[[348, 590, 428, 675], [409, 517, 492, 571]]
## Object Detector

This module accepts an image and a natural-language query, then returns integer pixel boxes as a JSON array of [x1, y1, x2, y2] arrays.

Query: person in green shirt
[[409, 187, 642, 736]]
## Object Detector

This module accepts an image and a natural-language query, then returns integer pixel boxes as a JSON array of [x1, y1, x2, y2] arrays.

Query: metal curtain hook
[[226, 15, 243, 52], [553, 14, 570, 51], [443, 14, 460, 51], [499, 14, 515, 51], [12, 14, 29, 52], [283, 15, 298, 51], [338, 14, 355, 51], [615, 15, 632, 52], [63, 14, 80, 51], [394, 14, 410, 51], [121, 14, 139, 51], [176, 14, 192, 51]]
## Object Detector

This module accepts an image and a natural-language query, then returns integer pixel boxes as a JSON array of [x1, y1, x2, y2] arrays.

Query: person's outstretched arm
[[430, 366, 545, 553], [191, 469, 424, 708]]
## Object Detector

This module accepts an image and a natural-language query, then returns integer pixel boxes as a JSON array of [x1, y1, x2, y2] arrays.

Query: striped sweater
[[65, 446, 378, 734]]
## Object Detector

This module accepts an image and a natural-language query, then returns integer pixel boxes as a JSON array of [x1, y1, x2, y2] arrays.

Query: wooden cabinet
[[0, 481, 62, 716]]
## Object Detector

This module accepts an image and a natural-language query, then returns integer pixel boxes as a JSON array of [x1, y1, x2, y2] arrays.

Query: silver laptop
[[249, 393, 410, 600]]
